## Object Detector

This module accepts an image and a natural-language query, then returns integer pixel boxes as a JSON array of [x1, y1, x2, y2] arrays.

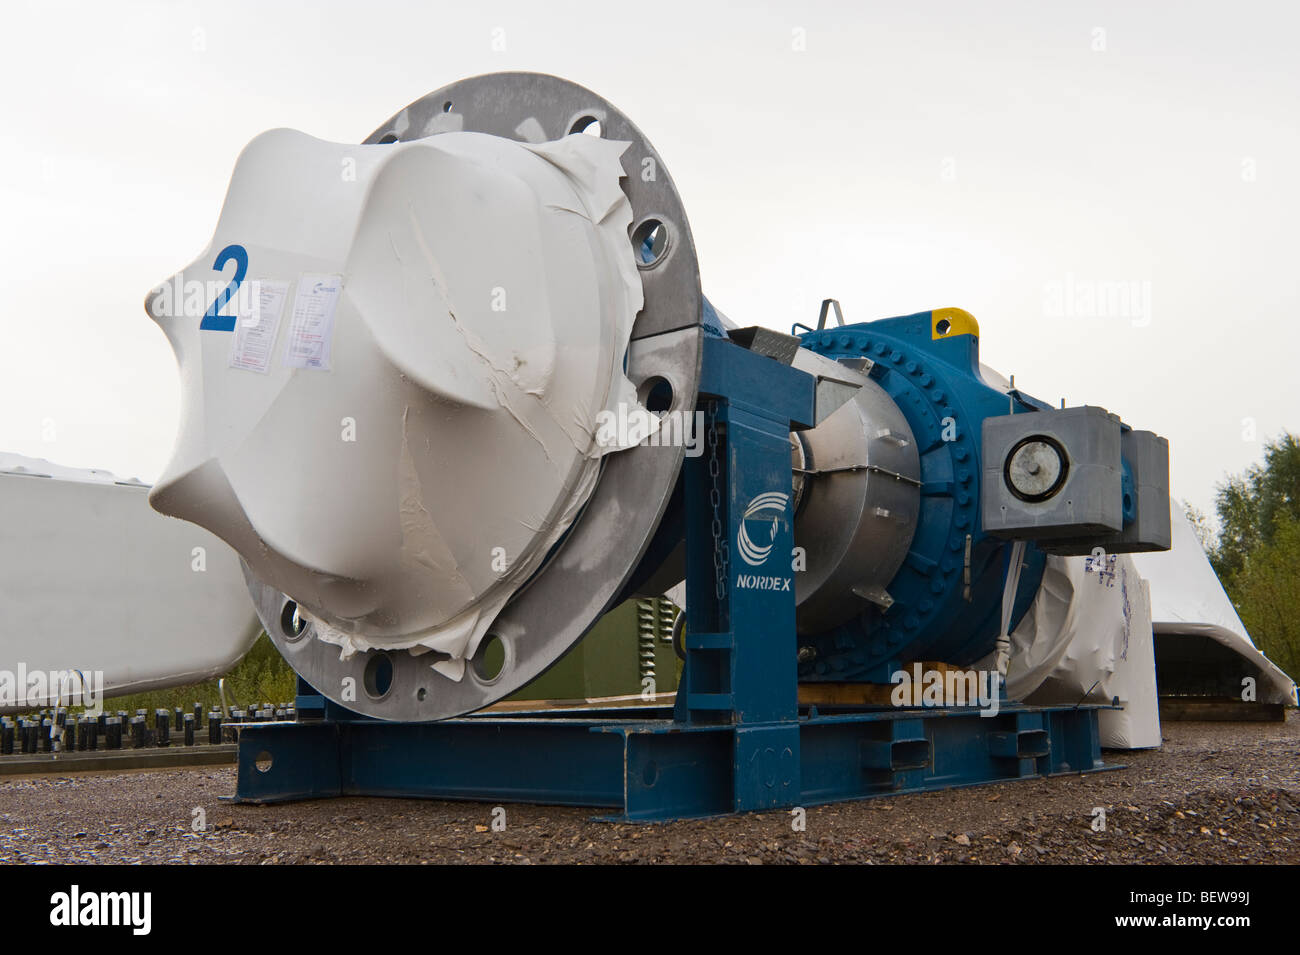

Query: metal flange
[[245, 73, 702, 721]]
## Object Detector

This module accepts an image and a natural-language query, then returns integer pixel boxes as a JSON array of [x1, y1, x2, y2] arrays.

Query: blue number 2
[[199, 244, 249, 332]]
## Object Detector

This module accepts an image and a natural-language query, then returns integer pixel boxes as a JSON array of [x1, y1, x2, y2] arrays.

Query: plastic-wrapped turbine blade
[[146, 127, 645, 680]]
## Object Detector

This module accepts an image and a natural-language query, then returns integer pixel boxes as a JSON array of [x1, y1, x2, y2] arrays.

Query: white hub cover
[[147, 128, 646, 680]]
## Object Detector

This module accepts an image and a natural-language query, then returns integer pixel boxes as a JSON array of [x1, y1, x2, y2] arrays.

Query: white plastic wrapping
[[978, 551, 1161, 748], [147, 128, 646, 680]]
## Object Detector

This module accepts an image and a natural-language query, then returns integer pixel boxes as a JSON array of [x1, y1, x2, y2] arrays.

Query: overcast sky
[[0, 0, 1295, 524]]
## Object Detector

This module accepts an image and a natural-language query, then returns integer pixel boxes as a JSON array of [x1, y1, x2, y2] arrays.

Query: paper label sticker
[[228, 280, 289, 374], [283, 274, 343, 370]]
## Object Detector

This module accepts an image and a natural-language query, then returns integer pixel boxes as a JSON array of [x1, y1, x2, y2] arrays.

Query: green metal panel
[[498, 598, 681, 702]]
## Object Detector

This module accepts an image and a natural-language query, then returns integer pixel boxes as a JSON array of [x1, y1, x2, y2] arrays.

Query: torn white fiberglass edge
[[147, 127, 657, 681]]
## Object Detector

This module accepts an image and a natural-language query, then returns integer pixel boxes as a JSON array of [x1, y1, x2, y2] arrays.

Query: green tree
[[1206, 432, 1300, 681], [1230, 515, 1300, 681], [1210, 432, 1300, 580]]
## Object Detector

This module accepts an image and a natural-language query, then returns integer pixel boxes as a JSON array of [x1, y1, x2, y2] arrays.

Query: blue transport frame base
[[231, 332, 1117, 821], [231, 702, 1114, 821]]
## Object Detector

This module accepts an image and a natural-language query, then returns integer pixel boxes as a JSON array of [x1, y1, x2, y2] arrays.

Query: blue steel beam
[[233, 703, 1114, 820]]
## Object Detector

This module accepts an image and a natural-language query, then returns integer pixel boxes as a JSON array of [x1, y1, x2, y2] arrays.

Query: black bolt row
[[0, 701, 297, 755]]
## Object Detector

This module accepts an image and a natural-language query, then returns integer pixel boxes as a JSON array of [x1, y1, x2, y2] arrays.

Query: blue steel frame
[[232, 336, 1113, 820]]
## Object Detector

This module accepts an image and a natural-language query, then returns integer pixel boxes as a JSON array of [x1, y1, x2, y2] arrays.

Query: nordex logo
[[735, 491, 794, 592], [737, 491, 789, 567]]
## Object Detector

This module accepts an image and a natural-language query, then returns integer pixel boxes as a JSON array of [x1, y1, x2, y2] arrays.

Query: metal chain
[[705, 399, 729, 603]]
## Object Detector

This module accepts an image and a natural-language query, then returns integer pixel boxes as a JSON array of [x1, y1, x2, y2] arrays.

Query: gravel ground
[[1, 716, 1297, 864]]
